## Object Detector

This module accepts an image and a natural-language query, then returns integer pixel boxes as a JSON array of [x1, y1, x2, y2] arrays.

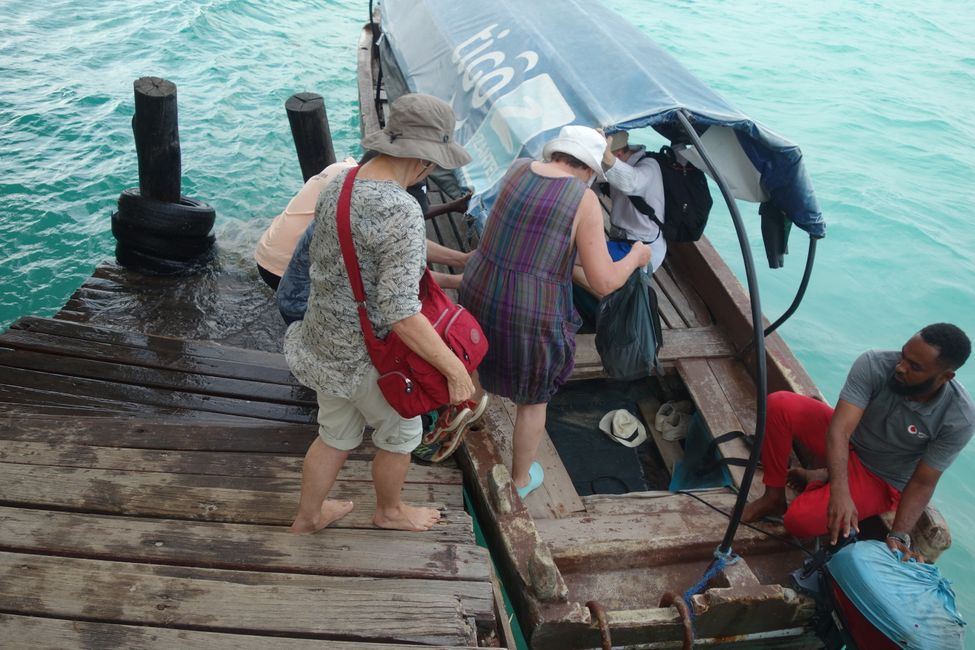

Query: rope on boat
[[585, 600, 613, 650], [660, 546, 740, 648]]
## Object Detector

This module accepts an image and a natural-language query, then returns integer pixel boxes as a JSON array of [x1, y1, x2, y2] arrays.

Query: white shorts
[[314, 366, 421, 454]]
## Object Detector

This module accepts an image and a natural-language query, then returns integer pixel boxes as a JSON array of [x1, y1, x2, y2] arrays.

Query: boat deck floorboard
[[0, 316, 506, 649]]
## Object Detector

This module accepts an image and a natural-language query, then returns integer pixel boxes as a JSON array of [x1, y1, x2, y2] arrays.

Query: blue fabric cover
[[828, 540, 966, 649], [276, 221, 314, 325], [379, 0, 824, 238]]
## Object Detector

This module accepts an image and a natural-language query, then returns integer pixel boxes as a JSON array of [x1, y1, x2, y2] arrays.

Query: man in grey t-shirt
[[743, 323, 973, 560]]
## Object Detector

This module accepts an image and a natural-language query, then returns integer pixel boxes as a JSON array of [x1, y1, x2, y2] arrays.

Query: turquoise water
[[2, 0, 974, 640]]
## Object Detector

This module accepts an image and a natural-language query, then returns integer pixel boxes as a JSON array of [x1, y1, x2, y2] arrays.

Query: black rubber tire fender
[[116, 188, 216, 237], [115, 241, 215, 276], [111, 212, 214, 261]]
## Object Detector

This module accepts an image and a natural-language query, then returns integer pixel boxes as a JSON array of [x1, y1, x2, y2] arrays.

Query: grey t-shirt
[[839, 349, 975, 490]]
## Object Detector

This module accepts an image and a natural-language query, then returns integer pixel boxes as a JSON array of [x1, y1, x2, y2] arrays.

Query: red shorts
[[762, 391, 901, 538]]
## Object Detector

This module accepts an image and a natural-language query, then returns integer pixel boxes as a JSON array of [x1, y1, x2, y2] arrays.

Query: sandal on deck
[[517, 462, 545, 499], [422, 403, 472, 445], [414, 409, 475, 463]]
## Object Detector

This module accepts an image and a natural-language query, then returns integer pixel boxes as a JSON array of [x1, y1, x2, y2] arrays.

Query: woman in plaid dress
[[459, 126, 650, 498]]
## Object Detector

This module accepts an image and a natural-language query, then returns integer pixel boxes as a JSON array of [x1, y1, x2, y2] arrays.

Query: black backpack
[[626, 145, 713, 242]]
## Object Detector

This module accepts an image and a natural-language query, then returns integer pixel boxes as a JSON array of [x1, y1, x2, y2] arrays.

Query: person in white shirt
[[573, 130, 666, 316], [601, 130, 667, 273]]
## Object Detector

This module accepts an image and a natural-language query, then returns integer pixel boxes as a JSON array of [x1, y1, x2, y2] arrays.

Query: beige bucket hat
[[607, 130, 629, 151], [360, 93, 471, 170], [541, 124, 607, 181]]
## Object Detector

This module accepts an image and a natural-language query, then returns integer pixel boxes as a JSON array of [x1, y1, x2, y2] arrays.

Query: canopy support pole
[[674, 109, 767, 556]]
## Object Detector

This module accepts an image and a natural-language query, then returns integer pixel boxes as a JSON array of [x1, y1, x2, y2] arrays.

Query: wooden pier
[[0, 306, 510, 648]]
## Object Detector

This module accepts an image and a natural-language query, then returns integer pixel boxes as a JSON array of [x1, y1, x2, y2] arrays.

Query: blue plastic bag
[[828, 540, 966, 649]]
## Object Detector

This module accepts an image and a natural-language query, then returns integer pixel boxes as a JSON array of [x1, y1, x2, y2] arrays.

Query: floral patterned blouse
[[284, 170, 426, 399]]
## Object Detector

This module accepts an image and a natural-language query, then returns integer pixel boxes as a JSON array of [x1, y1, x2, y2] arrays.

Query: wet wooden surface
[[0, 317, 503, 649]]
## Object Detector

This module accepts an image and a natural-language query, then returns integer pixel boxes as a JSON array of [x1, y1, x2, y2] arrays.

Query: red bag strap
[[334, 166, 382, 350]]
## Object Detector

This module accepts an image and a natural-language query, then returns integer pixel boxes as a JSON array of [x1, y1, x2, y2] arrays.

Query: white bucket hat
[[542, 125, 607, 181], [598, 409, 647, 448]]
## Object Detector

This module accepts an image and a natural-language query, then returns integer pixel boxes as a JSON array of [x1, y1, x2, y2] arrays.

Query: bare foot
[[787, 467, 828, 492], [289, 499, 354, 534], [373, 504, 442, 531], [741, 488, 787, 524]]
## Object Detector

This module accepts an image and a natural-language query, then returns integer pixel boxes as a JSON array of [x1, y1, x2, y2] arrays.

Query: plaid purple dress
[[459, 159, 585, 404]]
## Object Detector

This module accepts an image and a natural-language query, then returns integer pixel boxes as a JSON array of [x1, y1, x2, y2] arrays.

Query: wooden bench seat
[[675, 357, 760, 496], [570, 326, 736, 381]]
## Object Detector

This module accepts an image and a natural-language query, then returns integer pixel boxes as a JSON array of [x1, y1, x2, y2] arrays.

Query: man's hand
[[826, 490, 858, 545], [885, 535, 927, 563]]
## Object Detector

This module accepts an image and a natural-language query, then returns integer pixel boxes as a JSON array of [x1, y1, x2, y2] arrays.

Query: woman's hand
[[392, 314, 474, 404], [445, 361, 475, 404], [630, 241, 652, 268]]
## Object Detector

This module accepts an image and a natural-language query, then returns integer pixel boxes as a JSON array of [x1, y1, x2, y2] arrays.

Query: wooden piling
[[285, 92, 336, 182], [132, 77, 181, 203]]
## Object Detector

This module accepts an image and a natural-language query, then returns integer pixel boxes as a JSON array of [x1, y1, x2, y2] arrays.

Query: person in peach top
[[255, 159, 356, 290], [257, 157, 473, 292]]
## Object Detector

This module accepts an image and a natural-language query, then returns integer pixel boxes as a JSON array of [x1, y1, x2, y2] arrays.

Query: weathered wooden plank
[[571, 327, 736, 380], [536, 492, 786, 571], [709, 356, 758, 437], [0, 415, 317, 452], [0, 552, 479, 646], [54, 298, 89, 319], [0, 348, 316, 405], [0, 367, 316, 423], [0, 614, 490, 650], [659, 261, 712, 327], [0, 415, 321, 453], [0, 440, 462, 484], [654, 264, 703, 327], [489, 566, 518, 650], [0, 415, 396, 460], [0, 328, 297, 385], [0, 383, 180, 416], [581, 488, 733, 516], [0, 463, 468, 531], [653, 280, 687, 329], [675, 358, 753, 490], [11, 316, 290, 369], [0, 507, 489, 583]]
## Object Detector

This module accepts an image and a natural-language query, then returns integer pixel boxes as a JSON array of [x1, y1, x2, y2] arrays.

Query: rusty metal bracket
[[585, 600, 613, 650], [659, 592, 694, 650]]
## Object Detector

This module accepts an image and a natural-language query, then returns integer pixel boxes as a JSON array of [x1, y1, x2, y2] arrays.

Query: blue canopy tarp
[[378, 0, 825, 240]]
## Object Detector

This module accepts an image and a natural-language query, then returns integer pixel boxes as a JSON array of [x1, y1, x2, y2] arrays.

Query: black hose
[[675, 110, 767, 555], [738, 236, 818, 359]]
